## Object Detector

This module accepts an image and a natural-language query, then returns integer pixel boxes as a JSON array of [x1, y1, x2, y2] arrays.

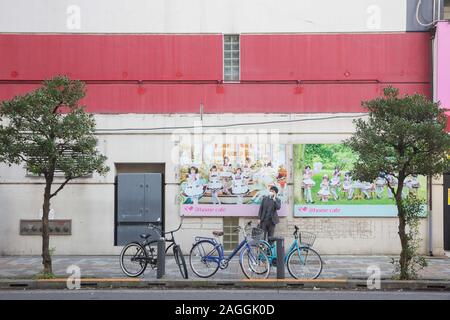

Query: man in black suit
[[258, 186, 281, 241]]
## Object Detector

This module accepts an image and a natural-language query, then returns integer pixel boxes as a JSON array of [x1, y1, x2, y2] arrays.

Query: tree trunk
[[395, 175, 409, 279], [42, 176, 53, 274], [397, 206, 409, 279]]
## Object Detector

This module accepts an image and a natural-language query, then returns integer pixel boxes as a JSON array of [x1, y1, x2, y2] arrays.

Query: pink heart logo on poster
[[300, 206, 308, 212], [184, 205, 194, 212]]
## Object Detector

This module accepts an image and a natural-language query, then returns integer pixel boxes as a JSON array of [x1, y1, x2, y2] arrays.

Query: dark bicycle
[[119, 217, 188, 279]]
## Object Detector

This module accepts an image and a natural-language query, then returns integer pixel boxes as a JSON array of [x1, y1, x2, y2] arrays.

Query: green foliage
[[0, 76, 110, 273], [344, 87, 450, 183], [392, 195, 428, 280], [304, 144, 357, 171], [0, 76, 109, 182], [344, 86, 449, 280], [33, 272, 57, 280]]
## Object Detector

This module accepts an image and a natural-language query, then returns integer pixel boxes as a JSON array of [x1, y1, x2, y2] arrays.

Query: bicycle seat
[[212, 231, 224, 237], [140, 233, 151, 239]]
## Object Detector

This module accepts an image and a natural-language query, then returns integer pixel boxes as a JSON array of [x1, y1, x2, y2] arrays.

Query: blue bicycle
[[189, 222, 270, 279], [258, 225, 323, 279]]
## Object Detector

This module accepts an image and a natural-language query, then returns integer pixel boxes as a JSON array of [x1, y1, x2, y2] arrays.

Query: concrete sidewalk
[[1, 255, 449, 280]]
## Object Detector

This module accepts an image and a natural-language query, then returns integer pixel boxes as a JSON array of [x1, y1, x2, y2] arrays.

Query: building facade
[[0, 0, 448, 255]]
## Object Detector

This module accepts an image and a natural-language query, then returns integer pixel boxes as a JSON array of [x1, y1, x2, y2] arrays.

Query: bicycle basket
[[298, 231, 316, 247], [245, 226, 265, 241]]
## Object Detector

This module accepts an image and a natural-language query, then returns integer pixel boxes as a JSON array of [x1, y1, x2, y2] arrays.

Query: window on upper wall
[[223, 35, 240, 82], [445, 0, 450, 19]]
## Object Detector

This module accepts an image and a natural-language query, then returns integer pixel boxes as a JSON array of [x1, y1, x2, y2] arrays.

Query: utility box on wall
[[115, 173, 163, 245]]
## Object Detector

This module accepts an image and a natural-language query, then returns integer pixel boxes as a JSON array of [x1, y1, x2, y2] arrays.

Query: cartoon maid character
[[405, 174, 420, 197], [231, 167, 249, 204], [208, 165, 222, 205], [259, 161, 276, 186], [410, 174, 421, 195], [302, 165, 315, 203], [330, 166, 341, 200], [242, 157, 253, 182], [184, 166, 204, 204], [220, 156, 233, 177], [343, 172, 354, 200], [361, 181, 373, 199], [317, 175, 331, 202], [220, 156, 233, 194], [277, 165, 288, 197], [375, 172, 386, 199]]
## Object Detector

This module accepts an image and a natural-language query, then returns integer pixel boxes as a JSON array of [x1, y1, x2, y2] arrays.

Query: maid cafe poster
[[178, 143, 289, 216], [293, 144, 428, 217]]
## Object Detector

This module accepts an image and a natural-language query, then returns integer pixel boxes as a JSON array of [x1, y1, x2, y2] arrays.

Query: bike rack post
[[269, 236, 285, 279], [156, 237, 165, 279]]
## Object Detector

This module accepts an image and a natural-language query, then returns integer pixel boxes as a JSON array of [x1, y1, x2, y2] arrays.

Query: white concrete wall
[[0, 113, 442, 256], [0, 0, 426, 33]]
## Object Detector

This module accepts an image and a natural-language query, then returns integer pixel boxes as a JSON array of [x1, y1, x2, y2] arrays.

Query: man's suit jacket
[[258, 195, 281, 225]]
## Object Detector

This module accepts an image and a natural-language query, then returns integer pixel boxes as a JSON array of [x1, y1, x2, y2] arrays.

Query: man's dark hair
[[270, 186, 278, 194]]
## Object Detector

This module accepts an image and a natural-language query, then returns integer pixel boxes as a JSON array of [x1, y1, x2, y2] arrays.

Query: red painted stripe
[[241, 33, 430, 83], [0, 33, 430, 113], [0, 33, 430, 83], [0, 83, 430, 114], [0, 34, 223, 81]]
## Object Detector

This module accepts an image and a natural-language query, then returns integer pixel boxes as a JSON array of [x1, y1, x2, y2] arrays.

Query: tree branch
[[49, 175, 81, 198], [53, 101, 64, 114], [385, 178, 397, 197]]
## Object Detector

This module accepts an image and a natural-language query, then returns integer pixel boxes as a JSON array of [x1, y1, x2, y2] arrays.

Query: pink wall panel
[[437, 22, 450, 109]]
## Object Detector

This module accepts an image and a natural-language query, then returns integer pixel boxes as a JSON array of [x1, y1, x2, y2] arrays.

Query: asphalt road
[[0, 289, 449, 300]]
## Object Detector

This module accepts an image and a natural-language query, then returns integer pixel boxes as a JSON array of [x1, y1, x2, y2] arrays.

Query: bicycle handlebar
[[148, 216, 184, 235], [234, 221, 253, 233], [293, 225, 299, 238]]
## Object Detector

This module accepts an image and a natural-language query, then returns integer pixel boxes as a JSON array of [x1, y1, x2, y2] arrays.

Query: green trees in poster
[[293, 144, 305, 204], [304, 144, 357, 171]]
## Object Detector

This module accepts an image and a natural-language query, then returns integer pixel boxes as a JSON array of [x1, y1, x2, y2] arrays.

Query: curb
[[1, 278, 450, 291]]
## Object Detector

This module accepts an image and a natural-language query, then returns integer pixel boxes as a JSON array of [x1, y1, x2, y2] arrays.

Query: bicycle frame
[[261, 238, 309, 264], [195, 236, 256, 265], [143, 218, 184, 253]]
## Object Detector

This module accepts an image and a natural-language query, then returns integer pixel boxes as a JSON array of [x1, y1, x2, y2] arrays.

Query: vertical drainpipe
[[428, 174, 433, 256], [429, 31, 435, 257], [428, 0, 441, 256]]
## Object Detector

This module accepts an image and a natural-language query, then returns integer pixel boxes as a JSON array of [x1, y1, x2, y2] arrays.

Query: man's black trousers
[[260, 220, 276, 241]]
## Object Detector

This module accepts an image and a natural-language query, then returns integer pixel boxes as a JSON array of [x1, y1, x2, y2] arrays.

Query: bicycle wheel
[[254, 240, 274, 265], [145, 241, 158, 269], [287, 246, 323, 279], [239, 244, 270, 279], [173, 244, 189, 279], [189, 240, 220, 278], [119, 242, 148, 277]]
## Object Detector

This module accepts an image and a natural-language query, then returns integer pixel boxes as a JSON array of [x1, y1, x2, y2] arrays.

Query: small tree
[[345, 87, 450, 280], [0, 76, 109, 274]]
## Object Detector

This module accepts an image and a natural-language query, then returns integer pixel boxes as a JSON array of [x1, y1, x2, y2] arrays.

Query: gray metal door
[[117, 174, 146, 223], [116, 173, 163, 245], [144, 173, 162, 223]]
